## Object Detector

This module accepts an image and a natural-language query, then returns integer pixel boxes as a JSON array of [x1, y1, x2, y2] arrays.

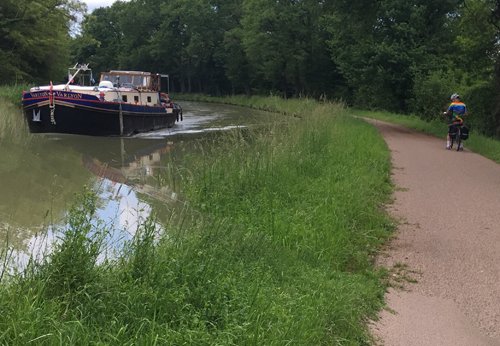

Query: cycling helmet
[[450, 93, 460, 101]]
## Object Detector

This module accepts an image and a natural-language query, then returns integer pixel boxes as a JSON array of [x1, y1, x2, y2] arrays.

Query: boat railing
[[65, 63, 93, 89]]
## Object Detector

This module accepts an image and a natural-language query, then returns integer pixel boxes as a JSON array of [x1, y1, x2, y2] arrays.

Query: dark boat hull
[[22, 92, 181, 136]]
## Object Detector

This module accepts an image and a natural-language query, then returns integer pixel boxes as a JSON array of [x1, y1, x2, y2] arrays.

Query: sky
[[82, 0, 127, 12], [72, 0, 127, 34]]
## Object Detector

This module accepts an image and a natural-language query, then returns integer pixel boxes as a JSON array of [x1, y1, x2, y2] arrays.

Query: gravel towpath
[[366, 119, 500, 346]]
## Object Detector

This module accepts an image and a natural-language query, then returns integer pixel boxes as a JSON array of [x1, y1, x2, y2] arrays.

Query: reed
[[0, 96, 394, 344], [0, 85, 31, 144], [0, 85, 27, 105]]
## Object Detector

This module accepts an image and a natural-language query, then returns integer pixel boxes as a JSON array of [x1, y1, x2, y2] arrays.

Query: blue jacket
[[447, 101, 467, 123]]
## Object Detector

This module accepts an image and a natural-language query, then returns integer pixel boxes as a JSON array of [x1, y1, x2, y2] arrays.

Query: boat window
[[122, 95, 128, 102], [101, 73, 152, 89], [132, 76, 141, 86], [134, 96, 139, 103], [147, 96, 152, 103], [120, 75, 132, 85]]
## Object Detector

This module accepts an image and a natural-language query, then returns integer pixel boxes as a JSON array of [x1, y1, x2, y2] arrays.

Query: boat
[[21, 64, 183, 136]]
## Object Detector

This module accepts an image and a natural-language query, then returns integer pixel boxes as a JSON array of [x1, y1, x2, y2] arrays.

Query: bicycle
[[448, 123, 464, 151], [443, 112, 469, 151]]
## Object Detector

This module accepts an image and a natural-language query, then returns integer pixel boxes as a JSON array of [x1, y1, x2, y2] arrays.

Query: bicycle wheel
[[455, 128, 462, 151], [449, 128, 455, 149]]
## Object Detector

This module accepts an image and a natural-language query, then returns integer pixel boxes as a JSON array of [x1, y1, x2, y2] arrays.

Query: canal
[[0, 101, 274, 268]]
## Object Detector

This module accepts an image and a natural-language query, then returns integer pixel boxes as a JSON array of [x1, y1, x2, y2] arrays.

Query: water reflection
[[5, 179, 160, 270], [0, 101, 275, 269], [0, 136, 91, 239]]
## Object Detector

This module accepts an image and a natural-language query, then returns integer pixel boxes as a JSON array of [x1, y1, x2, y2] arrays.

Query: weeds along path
[[366, 119, 500, 346]]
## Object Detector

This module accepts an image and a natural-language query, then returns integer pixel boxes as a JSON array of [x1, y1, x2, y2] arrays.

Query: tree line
[[2, 0, 500, 137]]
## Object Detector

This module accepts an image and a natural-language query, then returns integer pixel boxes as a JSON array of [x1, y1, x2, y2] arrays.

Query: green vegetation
[[0, 0, 83, 85], [0, 85, 28, 105], [182, 90, 500, 159], [351, 109, 500, 163], [0, 97, 394, 344], [0, 86, 30, 144], [178, 93, 500, 163], [3, 1, 500, 138], [3, 0, 500, 339]]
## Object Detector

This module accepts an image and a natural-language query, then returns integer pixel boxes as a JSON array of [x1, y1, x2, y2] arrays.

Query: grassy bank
[[350, 109, 500, 163], [178, 94, 500, 163], [0, 85, 27, 105], [0, 97, 393, 344], [0, 85, 31, 143]]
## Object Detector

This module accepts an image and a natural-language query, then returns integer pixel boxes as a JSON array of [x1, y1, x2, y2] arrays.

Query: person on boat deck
[[160, 93, 171, 105]]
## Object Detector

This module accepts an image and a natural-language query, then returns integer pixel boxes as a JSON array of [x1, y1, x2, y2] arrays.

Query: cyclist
[[443, 93, 467, 150]]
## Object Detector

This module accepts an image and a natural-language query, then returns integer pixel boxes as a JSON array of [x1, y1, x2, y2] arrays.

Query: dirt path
[[366, 120, 500, 346]]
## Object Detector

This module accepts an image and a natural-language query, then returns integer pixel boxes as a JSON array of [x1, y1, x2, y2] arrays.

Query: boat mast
[[65, 63, 91, 89]]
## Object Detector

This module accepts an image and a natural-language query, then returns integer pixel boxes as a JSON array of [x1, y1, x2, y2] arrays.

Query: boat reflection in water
[[2, 136, 187, 270], [2, 100, 275, 271], [80, 137, 181, 200], [77, 136, 187, 241]]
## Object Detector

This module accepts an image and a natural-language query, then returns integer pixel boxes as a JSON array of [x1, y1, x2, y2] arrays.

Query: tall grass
[[0, 85, 27, 105], [180, 94, 500, 162], [351, 108, 500, 163], [0, 85, 31, 143], [0, 97, 393, 344]]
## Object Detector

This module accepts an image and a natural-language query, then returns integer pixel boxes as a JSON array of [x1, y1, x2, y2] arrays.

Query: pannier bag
[[460, 125, 469, 140]]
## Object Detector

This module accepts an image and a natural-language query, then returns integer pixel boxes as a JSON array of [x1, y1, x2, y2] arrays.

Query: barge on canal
[[22, 64, 182, 136]]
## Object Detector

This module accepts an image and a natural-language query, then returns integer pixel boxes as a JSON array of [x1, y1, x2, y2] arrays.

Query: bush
[[410, 71, 499, 139], [463, 81, 496, 137], [410, 71, 455, 120]]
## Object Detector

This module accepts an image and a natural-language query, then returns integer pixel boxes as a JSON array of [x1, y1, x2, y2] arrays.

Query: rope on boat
[[117, 90, 124, 136], [49, 81, 56, 125]]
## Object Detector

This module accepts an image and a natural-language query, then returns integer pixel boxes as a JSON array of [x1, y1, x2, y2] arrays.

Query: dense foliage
[[0, 0, 84, 84], [2, 0, 500, 136]]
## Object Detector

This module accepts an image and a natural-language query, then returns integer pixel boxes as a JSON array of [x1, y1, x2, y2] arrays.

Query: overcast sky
[[82, 0, 127, 12], [71, 0, 126, 34]]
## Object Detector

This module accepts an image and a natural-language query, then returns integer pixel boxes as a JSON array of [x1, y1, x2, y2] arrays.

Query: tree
[[219, 27, 251, 94], [0, 0, 84, 84], [240, 0, 311, 96], [324, 0, 461, 111], [71, 3, 127, 76]]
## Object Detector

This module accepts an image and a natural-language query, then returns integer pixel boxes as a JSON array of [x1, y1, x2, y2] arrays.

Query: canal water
[[0, 101, 274, 268]]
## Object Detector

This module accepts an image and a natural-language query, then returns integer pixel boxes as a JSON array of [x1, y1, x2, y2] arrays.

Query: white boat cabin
[[30, 66, 168, 107]]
